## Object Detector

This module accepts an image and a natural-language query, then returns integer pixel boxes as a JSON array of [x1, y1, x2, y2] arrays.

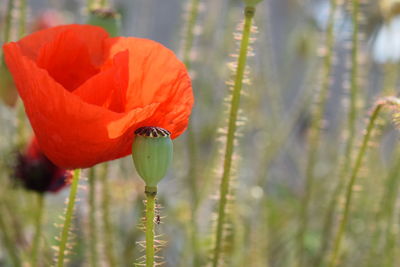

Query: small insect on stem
[[155, 215, 161, 225]]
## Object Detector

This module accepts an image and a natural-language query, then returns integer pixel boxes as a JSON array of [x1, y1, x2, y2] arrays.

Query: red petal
[[36, 29, 99, 91], [4, 43, 158, 168], [73, 50, 129, 112], [17, 24, 108, 64], [105, 37, 194, 138]]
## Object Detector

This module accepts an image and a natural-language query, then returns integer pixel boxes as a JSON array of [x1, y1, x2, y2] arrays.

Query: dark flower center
[[134, 127, 171, 138]]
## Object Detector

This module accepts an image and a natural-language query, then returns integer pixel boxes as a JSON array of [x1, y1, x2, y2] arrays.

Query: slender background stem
[[212, 6, 255, 267], [328, 100, 387, 266]]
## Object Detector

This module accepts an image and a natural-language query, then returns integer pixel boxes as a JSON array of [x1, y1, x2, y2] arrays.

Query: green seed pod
[[87, 8, 121, 37], [132, 127, 173, 187]]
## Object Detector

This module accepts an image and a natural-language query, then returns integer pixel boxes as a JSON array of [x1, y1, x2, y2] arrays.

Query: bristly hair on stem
[[211, 5, 257, 267], [328, 96, 400, 267], [135, 187, 166, 267]]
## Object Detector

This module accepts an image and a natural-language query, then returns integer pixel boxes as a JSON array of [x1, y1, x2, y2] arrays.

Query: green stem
[[88, 168, 98, 267], [31, 194, 44, 267], [56, 169, 81, 267], [328, 101, 386, 267], [297, 0, 337, 264], [145, 186, 157, 267], [212, 6, 255, 267], [100, 163, 117, 266]]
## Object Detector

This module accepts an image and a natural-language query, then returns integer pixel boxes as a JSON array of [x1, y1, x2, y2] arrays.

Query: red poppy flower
[[3, 24, 194, 168], [14, 138, 72, 193]]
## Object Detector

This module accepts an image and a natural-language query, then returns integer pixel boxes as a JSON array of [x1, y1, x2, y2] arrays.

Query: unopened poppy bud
[[87, 8, 121, 37], [132, 127, 173, 187]]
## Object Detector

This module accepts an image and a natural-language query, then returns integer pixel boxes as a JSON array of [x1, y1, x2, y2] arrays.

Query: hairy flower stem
[[100, 163, 117, 267], [31, 194, 44, 267], [328, 99, 390, 267], [212, 6, 255, 267], [316, 0, 360, 264], [145, 186, 157, 267], [88, 168, 98, 267], [297, 0, 337, 265], [56, 169, 81, 267]]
